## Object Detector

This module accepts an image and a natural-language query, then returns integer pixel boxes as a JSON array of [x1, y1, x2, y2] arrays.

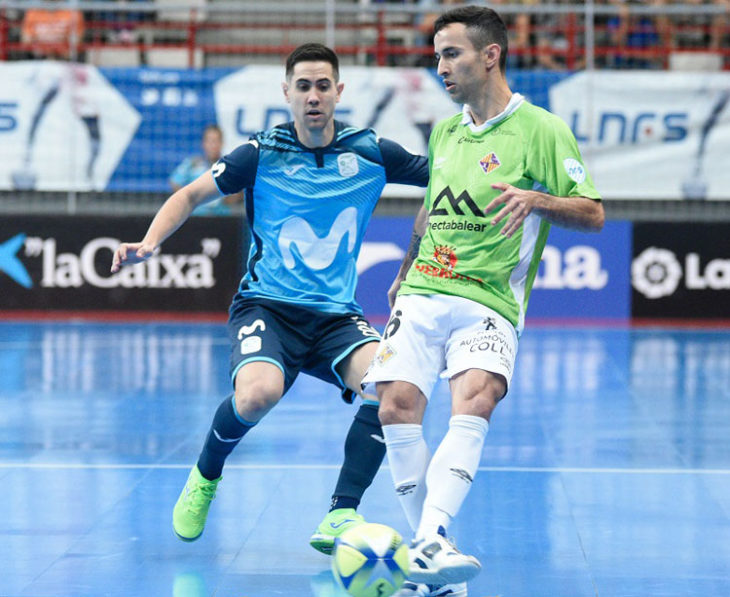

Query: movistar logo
[[279, 207, 357, 270], [0, 233, 32, 288]]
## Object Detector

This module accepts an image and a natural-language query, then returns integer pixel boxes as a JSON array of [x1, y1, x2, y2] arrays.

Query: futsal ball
[[331, 522, 409, 597]]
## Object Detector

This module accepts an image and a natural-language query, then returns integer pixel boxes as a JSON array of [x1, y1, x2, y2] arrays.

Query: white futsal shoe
[[407, 526, 481, 585]]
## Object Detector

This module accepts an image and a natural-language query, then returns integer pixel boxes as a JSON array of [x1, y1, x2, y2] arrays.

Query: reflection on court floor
[[2, 321, 729, 596]]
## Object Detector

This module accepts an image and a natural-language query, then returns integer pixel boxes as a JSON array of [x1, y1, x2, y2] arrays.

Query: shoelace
[[437, 528, 461, 553], [184, 483, 216, 516]]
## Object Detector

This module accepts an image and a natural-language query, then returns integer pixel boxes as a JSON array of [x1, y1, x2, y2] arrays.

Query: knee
[[377, 383, 423, 425], [233, 379, 283, 421]]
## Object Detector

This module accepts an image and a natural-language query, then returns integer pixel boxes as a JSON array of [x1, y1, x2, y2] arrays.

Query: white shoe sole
[[408, 560, 481, 585]]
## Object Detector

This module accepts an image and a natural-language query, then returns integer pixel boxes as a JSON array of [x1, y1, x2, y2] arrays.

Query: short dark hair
[[285, 43, 340, 82], [434, 5, 509, 73]]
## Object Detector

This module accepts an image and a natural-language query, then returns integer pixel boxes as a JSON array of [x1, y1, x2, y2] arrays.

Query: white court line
[[1, 463, 729, 475]]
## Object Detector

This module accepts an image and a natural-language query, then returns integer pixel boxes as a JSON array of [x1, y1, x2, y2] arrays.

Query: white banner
[[0, 61, 141, 192], [550, 72, 730, 200], [213, 66, 457, 198]]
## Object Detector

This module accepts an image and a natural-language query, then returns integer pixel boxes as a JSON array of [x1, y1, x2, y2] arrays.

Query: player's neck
[[294, 121, 336, 149], [467, 79, 513, 127]]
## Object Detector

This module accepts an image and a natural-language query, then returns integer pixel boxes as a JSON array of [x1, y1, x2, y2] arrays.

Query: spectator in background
[[603, 0, 668, 69], [21, 0, 85, 60], [491, 0, 538, 69], [533, 0, 582, 70], [169, 124, 241, 216], [87, 0, 152, 45], [668, 0, 726, 53], [412, 0, 465, 65]]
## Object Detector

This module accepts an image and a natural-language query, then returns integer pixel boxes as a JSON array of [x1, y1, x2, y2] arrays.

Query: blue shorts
[[227, 297, 380, 402]]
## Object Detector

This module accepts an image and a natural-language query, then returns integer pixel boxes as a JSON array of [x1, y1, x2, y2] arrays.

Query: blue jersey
[[212, 121, 428, 314]]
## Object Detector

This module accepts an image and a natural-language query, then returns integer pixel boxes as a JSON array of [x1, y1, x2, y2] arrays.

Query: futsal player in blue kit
[[110, 43, 428, 551]]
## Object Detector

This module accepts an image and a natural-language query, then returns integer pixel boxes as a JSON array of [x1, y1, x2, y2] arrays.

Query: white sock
[[382, 423, 431, 534], [417, 414, 489, 539]]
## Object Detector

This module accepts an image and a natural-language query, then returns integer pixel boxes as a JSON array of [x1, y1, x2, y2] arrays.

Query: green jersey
[[400, 94, 601, 333]]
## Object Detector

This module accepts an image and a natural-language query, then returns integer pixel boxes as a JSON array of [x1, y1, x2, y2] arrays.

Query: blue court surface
[[2, 320, 730, 597]]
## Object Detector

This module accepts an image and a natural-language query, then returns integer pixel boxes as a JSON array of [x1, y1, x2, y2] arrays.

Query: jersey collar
[[284, 120, 356, 151], [460, 93, 525, 132]]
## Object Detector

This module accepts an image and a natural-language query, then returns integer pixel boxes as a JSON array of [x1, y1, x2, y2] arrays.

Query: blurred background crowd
[[2, 0, 728, 71]]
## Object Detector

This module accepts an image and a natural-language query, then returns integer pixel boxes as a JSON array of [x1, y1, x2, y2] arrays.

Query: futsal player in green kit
[[363, 6, 605, 597]]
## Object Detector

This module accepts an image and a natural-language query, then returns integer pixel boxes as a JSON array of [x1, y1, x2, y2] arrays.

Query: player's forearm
[[533, 193, 605, 232], [396, 204, 429, 278], [141, 190, 196, 248]]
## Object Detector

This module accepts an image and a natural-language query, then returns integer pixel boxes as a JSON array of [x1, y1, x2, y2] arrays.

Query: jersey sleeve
[[212, 140, 259, 196], [526, 115, 601, 201], [377, 137, 429, 187]]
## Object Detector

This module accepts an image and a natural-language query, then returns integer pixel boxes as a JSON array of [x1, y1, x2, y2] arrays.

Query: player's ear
[[282, 81, 290, 102], [484, 43, 501, 71], [335, 82, 344, 102]]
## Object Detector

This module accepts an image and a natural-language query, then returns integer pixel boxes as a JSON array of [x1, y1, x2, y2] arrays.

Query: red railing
[[1, 7, 728, 70]]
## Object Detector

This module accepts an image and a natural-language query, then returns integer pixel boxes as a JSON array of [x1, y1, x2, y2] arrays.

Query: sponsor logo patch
[[433, 245, 458, 271], [375, 343, 396, 365], [563, 158, 586, 183]]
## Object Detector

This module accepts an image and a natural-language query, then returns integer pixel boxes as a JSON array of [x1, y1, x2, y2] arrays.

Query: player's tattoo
[[407, 231, 422, 260]]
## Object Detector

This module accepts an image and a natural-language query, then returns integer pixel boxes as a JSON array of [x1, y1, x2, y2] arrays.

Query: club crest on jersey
[[479, 152, 501, 175], [337, 152, 359, 177], [433, 245, 458, 271]]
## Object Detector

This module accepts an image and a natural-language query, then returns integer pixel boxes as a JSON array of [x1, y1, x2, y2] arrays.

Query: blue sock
[[196, 396, 254, 481], [330, 402, 386, 511]]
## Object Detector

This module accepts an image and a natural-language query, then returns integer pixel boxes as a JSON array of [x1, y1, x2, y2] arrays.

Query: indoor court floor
[[2, 319, 729, 597]]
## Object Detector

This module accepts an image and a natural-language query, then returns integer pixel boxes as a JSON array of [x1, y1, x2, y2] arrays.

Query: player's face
[[283, 61, 344, 145], [434, 23, 488, 106]]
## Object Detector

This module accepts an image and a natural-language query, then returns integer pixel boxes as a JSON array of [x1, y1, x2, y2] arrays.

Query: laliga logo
[[632, 247, 730, 299], [632, 247, 682, 299]]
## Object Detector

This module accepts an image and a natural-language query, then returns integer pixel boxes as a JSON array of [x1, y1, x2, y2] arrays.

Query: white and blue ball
[[331, 522, 409, 597]]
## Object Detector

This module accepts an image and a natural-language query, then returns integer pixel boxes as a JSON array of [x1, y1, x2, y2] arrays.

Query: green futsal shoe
[[309, 508, 366, 554], [172, 465, 221, 542]]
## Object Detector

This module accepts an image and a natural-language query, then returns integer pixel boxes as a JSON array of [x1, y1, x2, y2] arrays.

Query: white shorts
[[362, 293, 518, 399]]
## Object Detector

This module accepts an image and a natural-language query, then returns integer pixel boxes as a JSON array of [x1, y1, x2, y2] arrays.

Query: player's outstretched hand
[[110, 242, 158, 273], [485, 182, 539, 238]]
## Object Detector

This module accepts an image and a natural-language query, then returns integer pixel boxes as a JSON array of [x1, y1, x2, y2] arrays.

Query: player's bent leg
[[173, 363, 284, 543], [173, 395, 254, 542], [309, 400, 383, 554], [309, 342, 383, 554]]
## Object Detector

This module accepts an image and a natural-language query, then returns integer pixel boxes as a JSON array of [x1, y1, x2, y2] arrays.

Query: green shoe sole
[[173, 525, 203, 543], [309, 533, 336, 555]]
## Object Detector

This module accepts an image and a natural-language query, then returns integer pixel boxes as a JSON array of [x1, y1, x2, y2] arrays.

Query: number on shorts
[[383, 310, 402, 339]]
